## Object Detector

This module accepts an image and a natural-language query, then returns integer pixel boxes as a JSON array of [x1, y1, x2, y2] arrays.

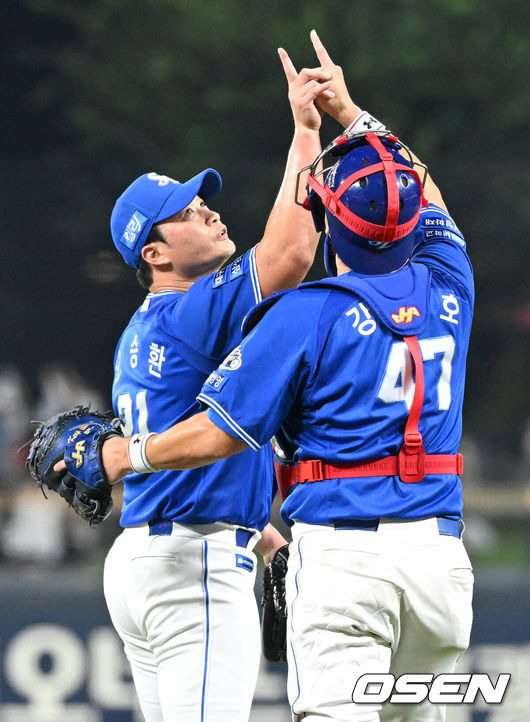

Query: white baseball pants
[[286, 518, 474, 722], [103, 522, 261, 722]]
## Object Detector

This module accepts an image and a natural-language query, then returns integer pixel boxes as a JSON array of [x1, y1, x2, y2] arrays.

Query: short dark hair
[[135, 224, 166, 290]]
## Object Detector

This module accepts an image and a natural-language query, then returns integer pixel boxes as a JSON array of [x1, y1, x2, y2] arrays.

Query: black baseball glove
[[261, 544, 290, 662], [26, 405, 123, 525]]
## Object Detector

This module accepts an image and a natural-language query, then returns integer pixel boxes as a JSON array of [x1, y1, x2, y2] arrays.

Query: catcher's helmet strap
[[367, 133, 400, 243], [306, 171, 422, 243], [306, 132, 427, 244]]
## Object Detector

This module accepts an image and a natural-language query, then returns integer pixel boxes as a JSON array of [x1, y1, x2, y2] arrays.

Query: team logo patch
[[220, 346, 242, 371], [368, 240, 394, 249], [391, 306, 421, 324], [121, 211, 148, 249], [146, 172, 179, 187]]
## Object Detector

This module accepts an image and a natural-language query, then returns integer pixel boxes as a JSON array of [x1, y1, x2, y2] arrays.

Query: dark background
[[1, 0, 529, 476]]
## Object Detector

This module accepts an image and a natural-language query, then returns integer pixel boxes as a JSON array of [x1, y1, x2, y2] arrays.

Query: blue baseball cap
[[110, 169, 222, 267]]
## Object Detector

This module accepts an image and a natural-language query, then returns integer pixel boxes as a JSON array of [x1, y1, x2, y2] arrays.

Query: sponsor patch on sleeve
[[204, 370, 228, 392], [424, 229, 466, 247], [420, 208, 466, 247]]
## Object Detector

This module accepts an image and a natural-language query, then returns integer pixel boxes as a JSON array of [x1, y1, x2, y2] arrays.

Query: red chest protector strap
[[274, 335, 463, 499]]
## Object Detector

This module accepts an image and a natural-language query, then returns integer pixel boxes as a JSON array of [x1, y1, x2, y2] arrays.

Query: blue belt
[[333, 517, 463, 539], [148, 520, 173, 535], [148, 521, 254, 548]]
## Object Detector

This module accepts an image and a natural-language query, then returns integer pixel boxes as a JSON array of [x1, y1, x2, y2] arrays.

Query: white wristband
[[346, 110, 388, 134], [128, 433, 157, 474]]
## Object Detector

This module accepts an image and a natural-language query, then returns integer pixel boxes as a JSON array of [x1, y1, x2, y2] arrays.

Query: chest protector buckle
[[398, 430, 426, 484]]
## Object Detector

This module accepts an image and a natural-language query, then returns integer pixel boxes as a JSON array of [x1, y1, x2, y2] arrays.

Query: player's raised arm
[[254, 48, 333, 298], [309, 29, 448, 211]]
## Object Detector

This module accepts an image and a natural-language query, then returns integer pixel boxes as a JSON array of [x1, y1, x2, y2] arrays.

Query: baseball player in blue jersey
[[94, 50, 336, 722], [96, 32, 474, 722]]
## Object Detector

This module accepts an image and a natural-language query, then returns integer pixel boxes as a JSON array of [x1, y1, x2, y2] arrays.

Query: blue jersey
[[112, 248, 274, 529], [198, 204, 474, 526]]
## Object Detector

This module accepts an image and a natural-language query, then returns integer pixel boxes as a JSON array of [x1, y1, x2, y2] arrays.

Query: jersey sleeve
[[412, 203, 473, 299], [197, 293, 315, 450], [170, 248, 263, 361]]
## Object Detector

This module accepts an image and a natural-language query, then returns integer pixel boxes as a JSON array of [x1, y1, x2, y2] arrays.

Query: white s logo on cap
[[147, 173, 179, 187]]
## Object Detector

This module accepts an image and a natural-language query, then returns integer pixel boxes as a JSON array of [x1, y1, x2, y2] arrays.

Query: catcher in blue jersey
[[56, 33, 474, 722]]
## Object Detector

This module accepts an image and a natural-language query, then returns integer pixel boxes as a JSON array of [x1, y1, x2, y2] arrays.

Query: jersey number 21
[[116, 390, 150, 436]]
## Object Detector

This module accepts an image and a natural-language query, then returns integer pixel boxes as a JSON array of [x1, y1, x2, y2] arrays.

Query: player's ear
[[141, 242, 169, 268]]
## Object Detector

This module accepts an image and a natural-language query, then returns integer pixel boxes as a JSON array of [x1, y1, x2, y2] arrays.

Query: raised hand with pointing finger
[[309, 29, 360, 127], [278, 44, 334, 131]]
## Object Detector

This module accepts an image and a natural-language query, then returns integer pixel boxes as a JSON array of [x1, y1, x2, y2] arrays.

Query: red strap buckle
[[399, 432, 426, 484], [403, 431, 423, 452], [299, 459, 324, 483]]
